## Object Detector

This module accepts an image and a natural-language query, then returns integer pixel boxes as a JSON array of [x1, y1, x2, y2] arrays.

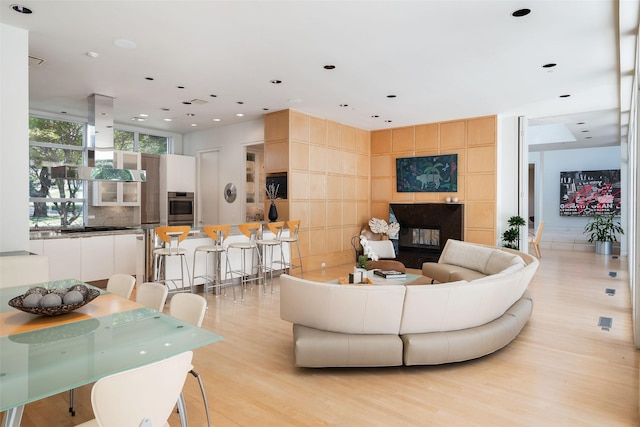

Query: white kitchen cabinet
[[43, 238, 82, 281], [28, 239, 44, 255], [161, 154, 196, 193], [81, 235, 115, 282], [92, 151, 141, 206], [114, 233, 137, 275]]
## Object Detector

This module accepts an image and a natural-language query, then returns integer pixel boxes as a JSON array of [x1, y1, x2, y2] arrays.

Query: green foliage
[[502, 215, 526, 249], [583, 213, 624, 242]]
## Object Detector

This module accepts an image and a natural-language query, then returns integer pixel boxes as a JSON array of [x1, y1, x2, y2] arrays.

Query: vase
[[268, 201, 278, 222]]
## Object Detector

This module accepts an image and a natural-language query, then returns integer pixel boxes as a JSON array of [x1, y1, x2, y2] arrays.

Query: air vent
[[598, 316, 613, 330], [189, 99, 208, 105], [28, 56, 45, 67]]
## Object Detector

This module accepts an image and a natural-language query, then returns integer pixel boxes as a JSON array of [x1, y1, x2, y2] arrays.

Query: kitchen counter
[[30, 227, 144, 240]]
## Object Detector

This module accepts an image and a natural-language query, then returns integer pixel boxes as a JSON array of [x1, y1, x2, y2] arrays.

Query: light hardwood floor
[[19, 249, 639, 426]]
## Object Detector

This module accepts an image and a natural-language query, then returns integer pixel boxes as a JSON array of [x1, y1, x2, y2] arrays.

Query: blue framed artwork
[[396, 154, 458, 193]]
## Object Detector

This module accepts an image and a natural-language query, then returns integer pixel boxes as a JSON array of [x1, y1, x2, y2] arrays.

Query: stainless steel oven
[[167, 191, 194, 225]]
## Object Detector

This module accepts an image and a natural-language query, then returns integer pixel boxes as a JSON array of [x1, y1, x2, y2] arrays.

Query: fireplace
[[390, 203, 464, 268]]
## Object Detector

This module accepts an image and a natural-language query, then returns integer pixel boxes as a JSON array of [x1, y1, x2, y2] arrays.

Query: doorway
[[196, 149, 220, 226]]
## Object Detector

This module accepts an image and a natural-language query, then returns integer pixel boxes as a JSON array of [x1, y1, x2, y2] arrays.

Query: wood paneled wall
[[264, 111, 497, 270], [264, 109, 371, 270], [370, 115, 497, 245]]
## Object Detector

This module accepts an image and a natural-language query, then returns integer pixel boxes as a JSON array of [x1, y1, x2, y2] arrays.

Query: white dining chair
[[77, 351, 193, 427], [136, 282, 169, 312], [106, 273, 136, 299], [69, 272, 137, 416], [170, 293, 210, 427]]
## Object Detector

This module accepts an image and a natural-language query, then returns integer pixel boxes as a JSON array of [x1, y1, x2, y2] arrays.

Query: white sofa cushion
[[400, 269, 527, 334], [280, 274, 406, 334], [365, 239, 396, 259]]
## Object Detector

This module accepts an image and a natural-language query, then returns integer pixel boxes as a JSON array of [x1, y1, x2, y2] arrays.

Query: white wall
[[528, 145, 624, 252], [182, 118, 264, 225], [0, 24, 29, 253], [496, 115, 525, 248]]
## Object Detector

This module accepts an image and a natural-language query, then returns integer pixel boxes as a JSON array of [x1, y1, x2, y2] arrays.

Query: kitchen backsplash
[[88, 205, 140, 227]]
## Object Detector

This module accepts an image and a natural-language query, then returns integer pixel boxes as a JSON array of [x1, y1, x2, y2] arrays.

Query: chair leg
[[177, 392, 188, 427], [68, 388, 75, 416], [190, 369, 211, 427]]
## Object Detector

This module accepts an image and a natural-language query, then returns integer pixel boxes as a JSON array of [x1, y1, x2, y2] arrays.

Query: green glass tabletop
[[0, 306, 223, 411]]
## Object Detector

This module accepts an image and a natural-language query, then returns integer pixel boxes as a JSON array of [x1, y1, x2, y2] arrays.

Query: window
[[29, 117, 86, 228], [29, 116, 171, 228], [114, 129, 168, 154]]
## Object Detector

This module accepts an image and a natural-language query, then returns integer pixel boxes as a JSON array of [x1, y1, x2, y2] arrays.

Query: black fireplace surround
[[390, 203, 464, 269]]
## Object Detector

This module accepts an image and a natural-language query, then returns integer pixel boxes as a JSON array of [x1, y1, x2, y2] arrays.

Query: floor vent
[[609, 271, 617, 278], [605, 288, 616, 296], [598, 316, 613, 331]]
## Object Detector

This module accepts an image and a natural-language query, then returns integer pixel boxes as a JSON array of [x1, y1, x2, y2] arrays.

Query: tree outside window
[[29, 117, 85, 228]]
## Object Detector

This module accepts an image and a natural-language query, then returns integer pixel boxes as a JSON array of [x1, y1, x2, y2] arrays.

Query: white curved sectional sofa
[[279, 240, 538, 367]]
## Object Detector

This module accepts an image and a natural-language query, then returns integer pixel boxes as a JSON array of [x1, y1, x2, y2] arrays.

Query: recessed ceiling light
[[324, 65, 336, 70], [577, 122, 585, 125], [384, 120, 393, 123], [11, 4, 32, 14], [190, 123, 198, 127], [145, 77, 154, 81], [177, 86, 185, 89], [113, 39, 136, 49], [270, 79, 282, 84], [139, 113, 148, 117], [186, 113, 195, 117], [263, 108, 269, 111], [387, 95, 397, 98], [581, 130, 589, 133], [60, 111, 67, 114], [542, 63, 556, 68], [161, 107, 170, 111], [585, 136, 592, 139], [512, 8, 531, 17], [182, 101, 192, 105], [339, 104, 349, 107], [559, 94, 571, 98], [371, 115, 379, 118], [213, 118, 221, 122], [237, 101, 244, 105], [210, 94, 217, 98], [236, 113, 244, 117], [86, 52, 99, 58], [163, 118, 172, 122]]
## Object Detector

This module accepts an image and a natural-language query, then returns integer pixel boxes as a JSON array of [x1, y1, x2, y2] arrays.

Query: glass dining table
[[0, 279, 223, 427]]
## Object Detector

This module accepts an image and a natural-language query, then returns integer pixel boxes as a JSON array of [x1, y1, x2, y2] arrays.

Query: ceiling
[[1, 0, 638, 150]]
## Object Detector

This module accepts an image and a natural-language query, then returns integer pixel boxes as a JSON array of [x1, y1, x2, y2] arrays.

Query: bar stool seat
[[227, 223, 262, 301], [256, 221, 284, 294], [192, 225, 235, 300], [153, 226, 192, 293], [279, 220, 303, 278]]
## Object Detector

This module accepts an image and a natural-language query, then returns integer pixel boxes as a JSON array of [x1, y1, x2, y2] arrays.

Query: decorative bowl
[[8, 288, 100, 316]]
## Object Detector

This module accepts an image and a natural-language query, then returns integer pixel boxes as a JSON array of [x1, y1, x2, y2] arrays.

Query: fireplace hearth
[[390, 203, 464, 268]]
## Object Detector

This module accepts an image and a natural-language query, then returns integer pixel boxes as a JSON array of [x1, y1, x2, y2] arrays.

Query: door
[[197, 149, 220, 226]]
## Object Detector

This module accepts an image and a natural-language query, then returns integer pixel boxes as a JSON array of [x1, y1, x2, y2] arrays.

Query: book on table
[[373, 269, 406, 279]]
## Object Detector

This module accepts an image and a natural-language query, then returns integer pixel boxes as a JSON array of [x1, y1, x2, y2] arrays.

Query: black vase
[[268, 202, 278, 222]]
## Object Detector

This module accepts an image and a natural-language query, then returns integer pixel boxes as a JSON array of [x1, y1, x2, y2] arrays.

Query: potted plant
[[583, 213, 624, 255], [502, 215, 526, 250]]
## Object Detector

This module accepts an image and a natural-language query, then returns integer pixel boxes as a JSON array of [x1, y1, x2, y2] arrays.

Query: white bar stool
[[192, 224, 235, 300], [227, 223, 262, 301], [256, 221, 284, 294], [153, 226, 192, 293], [280, 220, 303, 278]]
